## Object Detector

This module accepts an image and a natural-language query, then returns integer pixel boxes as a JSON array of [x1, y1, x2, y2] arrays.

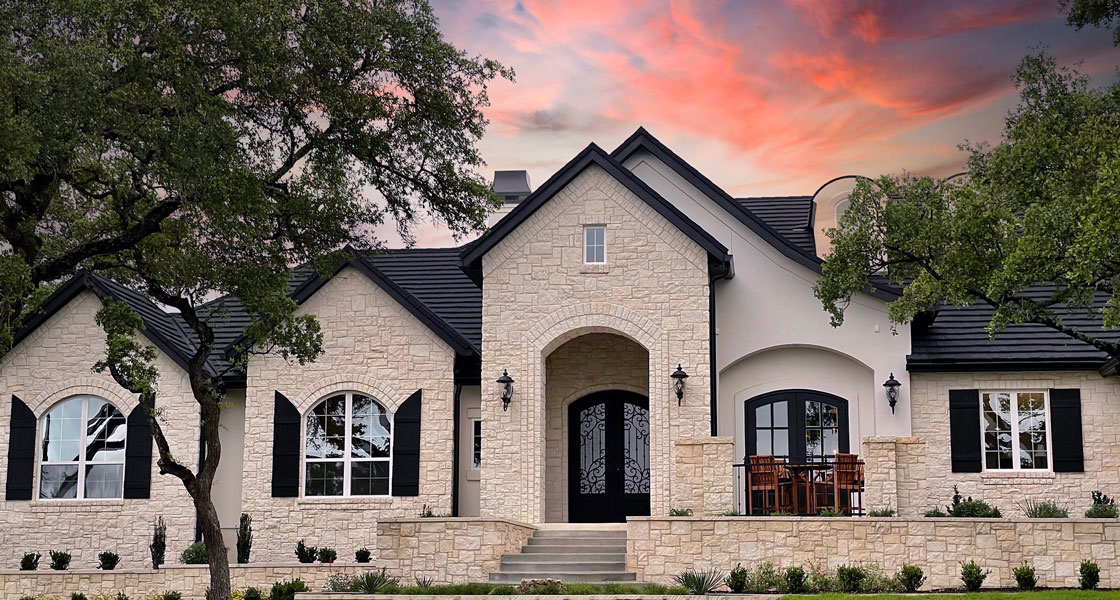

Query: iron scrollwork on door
[[623, 402, 650, 494], [578, 403, 606, 494]]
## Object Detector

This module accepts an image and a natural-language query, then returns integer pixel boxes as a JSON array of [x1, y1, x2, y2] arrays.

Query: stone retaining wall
[[374, 518, 536, 584], [627, 516, 1120, 590]]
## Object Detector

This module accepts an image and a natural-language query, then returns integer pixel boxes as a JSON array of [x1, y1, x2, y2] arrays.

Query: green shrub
[[817, 507, 845, 517], [516, 580, 563, 594], [668, 507, 694, 516], [1086, 490, 1119, 518], [20, 552, 40, 570], [946, 486, 1001, 517], [150, 517, 166, 570], [1019, 498, 1069, 518], [1013, 562, 1037, 591], [242, 588, 261, 600], [1080, 560, 1101, 590], [782, 566, 808, 594], [268, 579, 307, 600], [49, 550, 71, 570], [414, 576, 435, 588], [868, 507, 896, 517], [97, 551, 120, 570], [489, 585, 516, 595], [807, 564, 834, 592], [316, 547, 336, 564], [835, 565, 867, 592], [724, 564, 749, 593], [860, 564, 902, 593], [160, 592, 181, 600], [960, 560, 989, 591], [72, 593, 87, 600], [179, 542, 208, 565], [896, 565, 925, 592], [923, 508, 947, 517], [293, 539, 317, 564], [355, 547, 371, 563], [672, 569, 724, 594], [351, 569, 400, 594], [236, 513, 252, 564]]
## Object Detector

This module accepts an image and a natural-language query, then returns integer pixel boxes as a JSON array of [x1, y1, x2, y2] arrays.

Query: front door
[[568, 391, 651, 522], [745, 389, 850, 462]]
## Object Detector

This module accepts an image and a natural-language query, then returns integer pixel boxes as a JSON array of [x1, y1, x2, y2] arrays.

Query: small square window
[[584, 226, 606, 264]]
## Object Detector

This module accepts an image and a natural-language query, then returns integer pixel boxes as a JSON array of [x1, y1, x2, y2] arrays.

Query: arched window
[[39, 396, 127, 499], [304, 392, 391, 496], [835, 199, 851, 223]]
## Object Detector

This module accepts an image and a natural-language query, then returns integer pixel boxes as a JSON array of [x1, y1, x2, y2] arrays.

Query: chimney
[[487, 170, 532, 226]]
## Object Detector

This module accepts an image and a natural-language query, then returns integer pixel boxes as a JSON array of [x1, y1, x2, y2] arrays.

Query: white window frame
[[303, 392, 393, 497], [584, 225, 606, 264], [38, 395, 127, 500], [979, 390, 1053, 472]]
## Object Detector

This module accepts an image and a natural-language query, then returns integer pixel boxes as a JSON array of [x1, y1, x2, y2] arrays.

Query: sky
[[394, 0, 1119, 247]]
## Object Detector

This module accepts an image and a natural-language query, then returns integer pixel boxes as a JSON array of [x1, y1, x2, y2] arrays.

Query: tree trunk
[[194, 484, 232, 600]]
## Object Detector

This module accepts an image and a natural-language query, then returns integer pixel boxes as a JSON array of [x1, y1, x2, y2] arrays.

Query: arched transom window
[[304, 392, 392, 496], [39, 395, 127, 499]]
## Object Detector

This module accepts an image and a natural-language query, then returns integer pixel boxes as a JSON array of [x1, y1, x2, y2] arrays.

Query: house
[[2, 127, 1118, 573]]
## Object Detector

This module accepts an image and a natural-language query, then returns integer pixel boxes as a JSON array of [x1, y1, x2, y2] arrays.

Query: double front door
[[568, 391, 651, 522], [746, 389, 850, 462]]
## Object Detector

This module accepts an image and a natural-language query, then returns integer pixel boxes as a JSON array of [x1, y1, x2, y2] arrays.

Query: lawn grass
[[784, 593, 1119, 600]]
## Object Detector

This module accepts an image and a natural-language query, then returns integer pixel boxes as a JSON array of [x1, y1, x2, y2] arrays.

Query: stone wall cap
[[863, 436, 923, 444], [626, 516, 1120, 524], [378, 517, 537, 529], [674, 436, 734, 446]]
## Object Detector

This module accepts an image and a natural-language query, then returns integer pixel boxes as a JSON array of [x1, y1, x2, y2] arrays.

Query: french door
[[568, 391, 651, 522], [745, 390, 849, 462]]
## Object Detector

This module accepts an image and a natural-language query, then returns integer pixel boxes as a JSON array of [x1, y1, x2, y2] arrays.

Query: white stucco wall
[[215, 388, 245, 550], [456, 385, 481, 517]]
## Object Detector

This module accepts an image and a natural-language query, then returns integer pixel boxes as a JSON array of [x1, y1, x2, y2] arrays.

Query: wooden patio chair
[[747, 455, 792, 515], [825, 453, 864, 515]]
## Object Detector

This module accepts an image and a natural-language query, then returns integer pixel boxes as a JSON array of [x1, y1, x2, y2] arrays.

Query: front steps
[[488, 525, 638, 584]]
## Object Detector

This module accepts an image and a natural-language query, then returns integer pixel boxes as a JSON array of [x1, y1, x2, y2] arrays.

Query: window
[[471, 419, 482, 469], [746, 391, 849, 463], [584, 225, 606, 264], [305, 392, 392, 496], [835, 199, 851, 223], [39, 396, 127, 499], [982, 391, 1050, 470], [752, 400, 789, 460]]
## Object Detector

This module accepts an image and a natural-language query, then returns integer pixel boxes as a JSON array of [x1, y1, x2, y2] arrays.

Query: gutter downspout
[[710, 257, 734, 436]]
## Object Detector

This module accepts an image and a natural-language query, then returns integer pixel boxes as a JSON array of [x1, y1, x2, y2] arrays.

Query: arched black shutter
[[1049, 388, 1084, 472], [392, 390, 422, 496], [948, 389, 982, 473], [272, 391, 301, 497], [5, 395, 35, 500], [123, 400, 154, 499]]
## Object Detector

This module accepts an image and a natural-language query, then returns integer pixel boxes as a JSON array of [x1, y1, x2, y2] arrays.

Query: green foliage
[[722, 562, 779, 593], [1014, 562, 1038, 591], [418, 504, 451, 518], [897, 564, 926, 592], [355, 547, 372, 563], [150, 517, 166, 570], [241, 589, 261, 600], [414, 576, 435, 588], [668, 507, 694, 516], [815, 51, 1120, 364], [1064, 0, 1120, 45], [817, 507, 845, 517], [179, 542, 208, 565], [97, 551, 120, 570], [868, 507, 896, 517], [782, 566, 809, 594], [835, 565, 867, 593], [718, 508, 742, 516], [946, 487, 1002, 517], [516, 580, 564, 594], [924, 508, 948, 517], [347, 569, 400, 594], [1086, 490, 1119, 518], [315, 547, 336, 564], [725, 564, 749, 593], [48, 550, 71, 570], [770, 511, 793, 516], [71, 594, 87, 600], [267, 579, 307, 600], [808, 563, 835, 592], [236, 514, 252, 564], [20, 552, 40, 570], [960, 560, 990, 591], [672, 569, 725, 594], [160, 593, 181, 600], [293, 540, 317, 564], [1020, 498, 1069, 518], [1080, 559, 1101, 590]]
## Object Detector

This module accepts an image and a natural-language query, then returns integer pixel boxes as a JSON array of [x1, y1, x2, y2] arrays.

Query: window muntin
[[305, 392, 392, 496], [982, 391, 1050, 471], [471, 419, 482, 470], [584, 225, 606, 264], [753, 400, 789, 461], [39, 396, 127, 499]]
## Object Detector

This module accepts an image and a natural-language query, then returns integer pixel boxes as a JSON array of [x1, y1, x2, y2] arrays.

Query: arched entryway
[[568, 390, 651, 522], [745, 389, 850, 462]]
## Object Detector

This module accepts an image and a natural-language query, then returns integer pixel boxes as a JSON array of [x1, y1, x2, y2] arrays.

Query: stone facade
[[671, 437, 734, 516], [375, 518, 536, 584], [627, 516, 1120, 589], [241, 267, 458, 562], [480, 164, 713, 523], [0, 291, 199, 568]]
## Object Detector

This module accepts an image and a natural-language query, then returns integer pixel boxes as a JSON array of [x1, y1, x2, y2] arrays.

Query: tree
[[1063, 0, 1120, 45], [0, 2, 510, 599], [815, 53, 1120, 361]]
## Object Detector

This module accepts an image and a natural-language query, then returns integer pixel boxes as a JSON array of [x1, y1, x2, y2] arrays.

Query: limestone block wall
[[241, 268, 458, 562], [0, 291, 199, 569], [627, 517, 1120, 589], [671, 437, 733, 516], [480, 164, 712, 523], [374, 518, 536, 584]]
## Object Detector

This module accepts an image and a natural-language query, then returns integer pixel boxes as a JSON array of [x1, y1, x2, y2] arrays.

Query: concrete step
[[499, 561, 628, 571], [488, 571, 638, 583], [502, 552, 625, 563], [532, 529, 628, 539], [527, 536, 627, 545], [520, 544, 627, 553]]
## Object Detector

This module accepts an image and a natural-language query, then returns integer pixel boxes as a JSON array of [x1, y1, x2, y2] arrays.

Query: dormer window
[[584, 225, 606, 264]]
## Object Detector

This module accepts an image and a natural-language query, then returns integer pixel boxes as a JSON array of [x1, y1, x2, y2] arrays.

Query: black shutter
[[948, 389, 982, 473], [1049, 388, 1084, 472], [123, 400, 154, 499], [5, 395, 36, 500], [392, 390, 422, 496], [272, 391, 301, 497]]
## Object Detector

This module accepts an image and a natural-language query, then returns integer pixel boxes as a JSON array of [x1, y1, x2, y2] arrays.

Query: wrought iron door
[[568, 391, 651, 522]]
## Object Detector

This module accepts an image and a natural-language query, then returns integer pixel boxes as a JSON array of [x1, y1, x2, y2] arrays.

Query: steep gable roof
[[735, 196, 815, 255]]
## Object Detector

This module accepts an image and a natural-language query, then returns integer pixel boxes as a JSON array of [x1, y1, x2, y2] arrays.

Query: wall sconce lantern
[[496, 369, 515, 411], [671, 364, 689, 406], [883, 372, 901, 414]]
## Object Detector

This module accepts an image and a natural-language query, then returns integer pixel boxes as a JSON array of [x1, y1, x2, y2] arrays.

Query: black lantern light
[[496, 369, 515, 411], [883, 372, 901, 413], [671, 364, 689, 406]]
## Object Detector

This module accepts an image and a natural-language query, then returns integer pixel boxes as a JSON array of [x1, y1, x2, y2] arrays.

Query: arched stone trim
[[29, 378, 139, 417], [531, 302, 663, 355], [293, 374, 407, 415]]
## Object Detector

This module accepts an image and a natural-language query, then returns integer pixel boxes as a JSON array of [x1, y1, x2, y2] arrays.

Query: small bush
[[896, 564, 926, 592], [160, 592, 181, 600], [668, 507, 694, 516], [179, 542, 208, 565], [946, 485, 1001, 517], [355, 547, 371, 563], [489, 585, 516, 595], [1019, 498, 1069, 518], [923, 508, 948, 517], [236, 513, 252, 564], [725, 564, 749, 593], [417, 504, 451, 518], [316, 547, 336, 564], [98, 551, 120, 570], [1080, 560, 1101, 590], [835, 565, 867, 592], [960, 560, 989, 591], [1013, 562, 1037, 591], [150, 517, 166, 570], [868, 507, 896, 517], [351, 569, 400, 594], [20, 552, 40, 571], [72, 593, 88, 600], [1086, 490, 1119, 518], [49, 550, 71, 570], [817, 507, 844, 517], [242, 589, 262, 600], [517, 579, 563, 594], [718, 508, 742, 516], [268, 579, 307, 600], [414, 576, 435, 588], [293, 539, 317, 564], [672, 569, 724, 594], [782, 566, 808, 594], [807, 564, 834, 592]]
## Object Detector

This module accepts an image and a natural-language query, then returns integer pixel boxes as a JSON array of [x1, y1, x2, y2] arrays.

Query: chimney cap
[[494, 170, 531, 200]]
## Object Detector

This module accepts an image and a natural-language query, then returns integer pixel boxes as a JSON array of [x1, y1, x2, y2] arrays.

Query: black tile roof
[[735, 196, 816, 255]]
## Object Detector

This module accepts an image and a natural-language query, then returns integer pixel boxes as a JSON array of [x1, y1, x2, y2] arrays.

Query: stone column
[[672, 436, 734, 515]]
